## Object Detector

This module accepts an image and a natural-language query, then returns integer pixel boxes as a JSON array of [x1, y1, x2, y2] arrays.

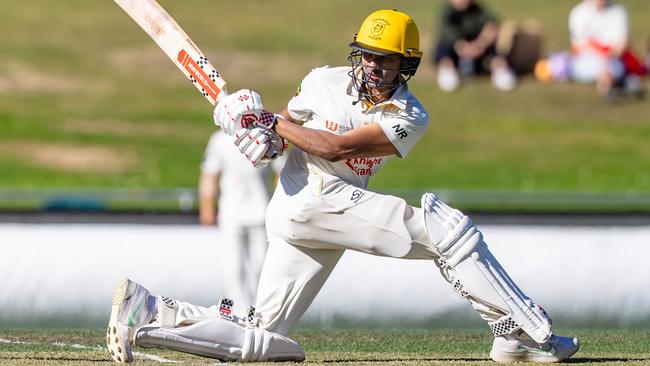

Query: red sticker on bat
[[177, 49, 221, 101]]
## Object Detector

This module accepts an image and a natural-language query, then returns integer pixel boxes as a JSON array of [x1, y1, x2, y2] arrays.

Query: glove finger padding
[[234, 128, 272, 167], [243, 135, 270, 167], [233, 127, 251, 147]]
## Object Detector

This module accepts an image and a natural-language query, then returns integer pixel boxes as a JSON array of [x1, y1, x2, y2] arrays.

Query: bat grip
[[215, 89, 229, 104]]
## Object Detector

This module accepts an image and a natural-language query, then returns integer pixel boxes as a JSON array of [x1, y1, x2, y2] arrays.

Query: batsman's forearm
[[275, 117, 345, 162], [275, 116, 397, 161]]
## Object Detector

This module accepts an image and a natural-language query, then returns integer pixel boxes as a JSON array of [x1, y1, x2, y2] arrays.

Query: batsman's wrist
[[272, 114, 284, 132]]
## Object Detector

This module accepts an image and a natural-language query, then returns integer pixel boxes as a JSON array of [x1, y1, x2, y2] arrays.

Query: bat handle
[[215, 89, 229, 105]]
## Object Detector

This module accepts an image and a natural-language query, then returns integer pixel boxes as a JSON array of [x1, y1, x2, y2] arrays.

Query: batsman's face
[[361, 52, 401, 89]]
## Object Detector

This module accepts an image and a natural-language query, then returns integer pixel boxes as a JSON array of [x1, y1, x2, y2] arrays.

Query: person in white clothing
[[536, 0, 646, 100], [198, 130, 283, 311], [568, 0, 645, 98], [107, 9, 579, 363]]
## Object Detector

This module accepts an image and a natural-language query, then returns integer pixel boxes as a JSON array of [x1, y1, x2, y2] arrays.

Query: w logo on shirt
[[325, 120, 339, 132]]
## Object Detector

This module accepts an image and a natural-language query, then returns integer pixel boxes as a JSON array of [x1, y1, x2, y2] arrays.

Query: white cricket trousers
[[170, 171, 526, 340], [255, 171, 438, 336], [169, 171, 431, 330]]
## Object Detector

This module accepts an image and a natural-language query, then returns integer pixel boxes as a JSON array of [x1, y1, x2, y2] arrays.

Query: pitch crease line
[[0, 337, 180, 363]]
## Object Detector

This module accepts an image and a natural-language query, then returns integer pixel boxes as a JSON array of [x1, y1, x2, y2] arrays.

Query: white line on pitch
[[0, 337, 180, 363]]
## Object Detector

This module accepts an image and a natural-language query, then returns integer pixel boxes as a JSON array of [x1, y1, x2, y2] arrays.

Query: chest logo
[[392, 124, 408, 139], [325, 120, 339, 132], [344, 157, 383, 176]]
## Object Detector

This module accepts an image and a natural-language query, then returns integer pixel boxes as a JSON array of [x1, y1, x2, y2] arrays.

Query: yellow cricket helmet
[[350, 9, 423, 76], [351, 9, 423, 58]]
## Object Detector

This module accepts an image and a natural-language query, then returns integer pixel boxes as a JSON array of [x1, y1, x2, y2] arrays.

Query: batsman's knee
[[421, 192, 482, 265]]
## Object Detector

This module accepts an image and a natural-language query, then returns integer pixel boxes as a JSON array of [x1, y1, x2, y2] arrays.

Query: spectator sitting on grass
[[536, 0, 646, 101], [570, 0, 647, 100], [434, 0, 517, 92]]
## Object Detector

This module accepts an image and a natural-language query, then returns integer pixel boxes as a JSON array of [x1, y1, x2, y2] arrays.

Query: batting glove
[[233, 127, 286, 168], [213, 89, 265, 135]]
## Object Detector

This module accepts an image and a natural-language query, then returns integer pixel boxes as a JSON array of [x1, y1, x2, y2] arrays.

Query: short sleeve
[[287, 67, 327, 122], [377, 103, 429, 158], [200, 132, 225, 174]]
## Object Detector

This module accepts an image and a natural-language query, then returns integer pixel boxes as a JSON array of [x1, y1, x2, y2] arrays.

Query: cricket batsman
[[107, 9, 580, 363]]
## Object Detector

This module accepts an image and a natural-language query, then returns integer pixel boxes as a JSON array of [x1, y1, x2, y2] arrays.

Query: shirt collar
[[346, 67, 409, 111]]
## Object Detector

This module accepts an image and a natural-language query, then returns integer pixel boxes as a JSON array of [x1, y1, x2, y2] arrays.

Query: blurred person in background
[[199, 129, 284, 313], [536, 0, 646, 101], [434, 0, 517, 92], [569, 0, 646, 100]]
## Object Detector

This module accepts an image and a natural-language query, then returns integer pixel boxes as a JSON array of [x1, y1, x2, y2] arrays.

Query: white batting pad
[[422, 193, 551, 343], [135, 318, 304, 362]]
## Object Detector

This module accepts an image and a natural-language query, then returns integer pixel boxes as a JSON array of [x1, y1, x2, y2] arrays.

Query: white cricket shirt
[[285, 66, 429, 189], [569, 1, 628, 48], [201, 130, 283, 226]]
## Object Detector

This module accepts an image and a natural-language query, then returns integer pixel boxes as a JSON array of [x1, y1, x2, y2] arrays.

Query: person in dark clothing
[[434, 0, 516, 91]]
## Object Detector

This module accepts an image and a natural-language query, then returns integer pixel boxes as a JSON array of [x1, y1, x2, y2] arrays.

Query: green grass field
[[0, 0, 649, 196], [1, 329, 649, 365]]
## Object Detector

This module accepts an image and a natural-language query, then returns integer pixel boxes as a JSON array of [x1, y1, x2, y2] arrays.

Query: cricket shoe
[[490, 333, 579, 363], [107, 278, 156, 363]]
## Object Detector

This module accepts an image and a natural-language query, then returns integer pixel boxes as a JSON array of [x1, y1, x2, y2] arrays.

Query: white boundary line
[[0, 337, 180, 363]]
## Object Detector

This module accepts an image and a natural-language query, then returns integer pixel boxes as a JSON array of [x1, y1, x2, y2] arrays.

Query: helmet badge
[[370, 18, 389, 39]]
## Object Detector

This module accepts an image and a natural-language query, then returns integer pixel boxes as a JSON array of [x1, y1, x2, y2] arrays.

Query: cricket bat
[[113, 0, 228, 105]]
